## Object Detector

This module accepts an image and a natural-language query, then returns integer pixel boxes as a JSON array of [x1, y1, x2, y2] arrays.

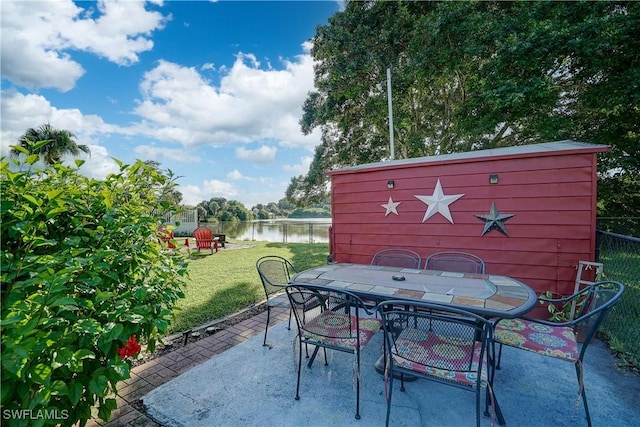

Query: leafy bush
[[1, 154, 188, 426]]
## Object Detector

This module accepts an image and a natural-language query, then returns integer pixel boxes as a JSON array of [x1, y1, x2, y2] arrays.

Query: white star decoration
[[381, 196, 401, 216], [414, 179, 464, 224]]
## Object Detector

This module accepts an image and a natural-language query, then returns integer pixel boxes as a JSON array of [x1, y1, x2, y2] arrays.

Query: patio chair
[[371, 248, 422, 269], [158, 225, 176, 249], [377, 300, 496, 427], [255, 256, 298, 347], [193, 226, 218, 254], [425, 250, 485, 274], [493, 280, 625, 427], [285, 283, 382, 420]]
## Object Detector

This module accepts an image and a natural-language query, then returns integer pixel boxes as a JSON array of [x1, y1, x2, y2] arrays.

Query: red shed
[[327, 140, 609, 296]]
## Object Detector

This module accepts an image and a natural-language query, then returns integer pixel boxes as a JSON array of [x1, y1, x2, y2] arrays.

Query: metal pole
[[386, 67, 395, 160]]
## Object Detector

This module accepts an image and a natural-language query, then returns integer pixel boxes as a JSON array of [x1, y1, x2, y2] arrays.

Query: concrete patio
[[89, 306, 639, 426]]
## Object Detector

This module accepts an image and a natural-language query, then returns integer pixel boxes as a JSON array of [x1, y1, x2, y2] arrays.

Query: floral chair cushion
[[303, 311, 382, 351], [494, 318, 579, 362], [391, 328, 488, 387]]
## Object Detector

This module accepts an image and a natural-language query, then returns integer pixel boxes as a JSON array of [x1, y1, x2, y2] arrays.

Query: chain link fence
[[596, 229, 640, 370]]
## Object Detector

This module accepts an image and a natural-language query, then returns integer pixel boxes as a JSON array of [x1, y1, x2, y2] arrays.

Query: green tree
[[196, 197, 252, 222], [1, 155, 188, 425], [197, 205, 208, 223], [294, 0, 639, 210], [11, 123, 91, 165], [143, 160, 183, 207]]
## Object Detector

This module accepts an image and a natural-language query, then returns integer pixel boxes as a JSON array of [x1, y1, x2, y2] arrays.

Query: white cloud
[[179, 184, 206, 206], [235, 145, 277, 164], [203, 179, 238, 198], [0, 0, 168, 91], [78, 145, 120, 179], [227, 169, 254, 181], [179, 179, 239, 207], [0, 90, 118, 157], [134, 145, 200, 164], [131, 48, 321, 150], [283, 156, 313, 175]]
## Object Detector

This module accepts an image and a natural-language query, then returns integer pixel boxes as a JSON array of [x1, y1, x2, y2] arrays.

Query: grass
[[166, 241, 329, 335], [598, 249, 640, 371]]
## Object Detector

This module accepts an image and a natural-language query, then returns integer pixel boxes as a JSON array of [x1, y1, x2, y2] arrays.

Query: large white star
[[381, 196, 401, 216], [415, 179, 464, 223]]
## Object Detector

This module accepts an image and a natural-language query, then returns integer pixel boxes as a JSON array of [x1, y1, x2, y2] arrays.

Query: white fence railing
[[163, 209, 198, 234]]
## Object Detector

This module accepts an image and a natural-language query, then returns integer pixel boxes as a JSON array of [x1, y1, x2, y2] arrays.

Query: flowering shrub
[[116, 335, 141, 359], [1, 155, 188, 426]]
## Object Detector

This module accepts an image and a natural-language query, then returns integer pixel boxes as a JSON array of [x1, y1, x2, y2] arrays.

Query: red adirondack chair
[[193, 226, 218, 253]]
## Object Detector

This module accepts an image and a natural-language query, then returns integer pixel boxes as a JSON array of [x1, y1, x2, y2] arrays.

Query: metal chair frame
[[377, 300, 497, 427], [256, 256, 298, 347], [425, 250, 486, 274], [286, 283, 381, 420], [371, 248, 422, 269], [494, 281, 625, 427]]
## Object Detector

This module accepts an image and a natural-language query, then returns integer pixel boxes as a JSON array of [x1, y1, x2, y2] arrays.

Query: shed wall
[[329, 146, 604, 295]]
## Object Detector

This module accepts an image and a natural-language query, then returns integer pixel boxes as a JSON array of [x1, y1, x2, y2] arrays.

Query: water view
[[215, 218, 331, 243]]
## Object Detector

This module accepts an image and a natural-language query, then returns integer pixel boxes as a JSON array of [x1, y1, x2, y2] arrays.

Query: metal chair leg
[[263, 306, 271, 346], [294, 339, 302, 401], [576, 362, 592, 427]]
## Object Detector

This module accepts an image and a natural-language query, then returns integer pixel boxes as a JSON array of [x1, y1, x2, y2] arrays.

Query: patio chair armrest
[[360, 303, 378, 316], [537, 293, 580, 305]]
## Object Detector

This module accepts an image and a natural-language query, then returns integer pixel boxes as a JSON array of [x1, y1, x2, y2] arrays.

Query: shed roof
[[326, 140, 610, 176]]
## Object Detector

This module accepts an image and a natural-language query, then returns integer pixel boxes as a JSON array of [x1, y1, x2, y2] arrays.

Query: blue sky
[[1, 0, 342, 208]]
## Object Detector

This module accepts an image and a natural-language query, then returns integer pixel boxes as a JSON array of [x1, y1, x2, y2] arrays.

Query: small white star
[[381, 196, 401, 216], [415, 179, 464, 223]]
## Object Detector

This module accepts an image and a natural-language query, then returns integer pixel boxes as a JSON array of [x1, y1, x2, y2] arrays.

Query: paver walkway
[[86, 307, 289, 427]]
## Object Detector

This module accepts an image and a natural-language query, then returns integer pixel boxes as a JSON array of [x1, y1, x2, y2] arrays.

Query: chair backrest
[[285, 284, 372, 346], [193, 226, 213, 248], [371, 248, 422, 269], [256, 256, 298, 299], [425, 251, 485, 274], [377, 300, 492, 379], [572, 281, 625, 356]]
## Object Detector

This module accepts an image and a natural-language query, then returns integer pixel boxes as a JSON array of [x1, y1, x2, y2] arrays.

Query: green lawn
[[167, 241, 329, 334]]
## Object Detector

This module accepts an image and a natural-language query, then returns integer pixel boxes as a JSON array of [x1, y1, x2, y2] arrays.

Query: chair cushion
[[494, 318, 579, 362], [303, 311, 381, 351], [392, 329, 488, 387]]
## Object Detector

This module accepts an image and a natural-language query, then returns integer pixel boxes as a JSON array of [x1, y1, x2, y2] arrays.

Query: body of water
[[215, 218, 331, 243]]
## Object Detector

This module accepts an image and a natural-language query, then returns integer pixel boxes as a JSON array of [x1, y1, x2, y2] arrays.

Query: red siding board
[[333, 196, 593, 215], [346, 167, 594, 192], [333, 183, 593, 205]]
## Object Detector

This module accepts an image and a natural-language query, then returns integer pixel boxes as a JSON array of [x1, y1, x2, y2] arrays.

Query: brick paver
[[85, 307, 289, 427]]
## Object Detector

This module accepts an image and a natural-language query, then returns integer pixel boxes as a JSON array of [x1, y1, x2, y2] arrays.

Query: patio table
[[291, 263, 537, 319], [291, 262, 538, 426]]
